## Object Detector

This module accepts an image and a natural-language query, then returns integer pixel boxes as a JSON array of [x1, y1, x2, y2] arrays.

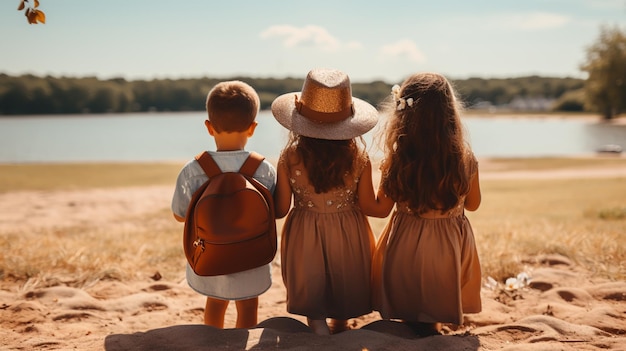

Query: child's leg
[[307, 318, 330, 335], [328, 319, 350, 334], [234, 297, 258, 328], [204, 297, 229, 328]]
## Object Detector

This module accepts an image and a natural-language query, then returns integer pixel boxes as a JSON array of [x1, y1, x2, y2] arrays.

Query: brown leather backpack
[[183, 151, 277, 276]]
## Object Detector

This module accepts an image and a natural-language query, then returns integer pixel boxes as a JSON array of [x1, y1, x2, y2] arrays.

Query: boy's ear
[[205, 120, 216, 136], [247, 121, 258, 136]]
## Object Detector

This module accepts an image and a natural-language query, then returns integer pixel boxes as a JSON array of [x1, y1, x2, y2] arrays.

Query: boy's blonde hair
[[206, 81, 260, 133]]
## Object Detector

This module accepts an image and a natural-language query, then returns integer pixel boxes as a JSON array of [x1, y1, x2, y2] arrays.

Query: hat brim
[[271, 92, 379, 140]]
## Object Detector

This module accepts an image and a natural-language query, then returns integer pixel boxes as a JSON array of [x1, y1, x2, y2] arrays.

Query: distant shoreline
[[1, 110, 623, 123]]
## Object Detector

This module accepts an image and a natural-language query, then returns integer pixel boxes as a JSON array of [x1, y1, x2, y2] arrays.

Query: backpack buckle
[[193, 238, 205, 251]]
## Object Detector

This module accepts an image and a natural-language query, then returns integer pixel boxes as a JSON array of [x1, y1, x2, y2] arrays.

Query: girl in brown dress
[[360, 72, 482, 336], [271, 68, 380, 335]]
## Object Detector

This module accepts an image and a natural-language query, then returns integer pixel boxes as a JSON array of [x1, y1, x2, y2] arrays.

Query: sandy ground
[[1, 163, 625, 350]]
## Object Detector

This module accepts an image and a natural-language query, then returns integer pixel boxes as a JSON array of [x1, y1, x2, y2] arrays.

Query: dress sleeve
[[355, 149, 370, 179], [466, 150, 478, 178]]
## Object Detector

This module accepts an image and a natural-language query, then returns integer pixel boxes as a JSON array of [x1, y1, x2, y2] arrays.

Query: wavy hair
[[283, 133, 362, 194], [379, 72, 471, 214]]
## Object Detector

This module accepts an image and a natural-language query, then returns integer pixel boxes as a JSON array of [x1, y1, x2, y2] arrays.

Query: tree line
[[0, 73, 588, 116], [11, 1, 626, 119]]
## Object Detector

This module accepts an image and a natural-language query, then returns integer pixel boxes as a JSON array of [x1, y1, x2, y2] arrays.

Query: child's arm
[[464, 170, 482, 211], [273, 157, 293, 219], [357, 159, 395, 218]]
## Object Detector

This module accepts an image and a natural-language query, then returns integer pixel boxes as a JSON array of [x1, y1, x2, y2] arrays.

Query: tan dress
[[372, 154, 482, 325], [280, 150, 375, 320]]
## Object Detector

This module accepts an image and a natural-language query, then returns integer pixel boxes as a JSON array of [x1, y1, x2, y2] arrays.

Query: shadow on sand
[[104, 317, 480, 351]]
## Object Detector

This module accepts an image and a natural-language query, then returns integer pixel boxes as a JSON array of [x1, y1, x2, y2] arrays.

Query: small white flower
[[505, 277, 520, 291], [397, 98, 406, 110], [484, 276, 498, 290], [516, 272, 531, 286], [391, 84, 401, 98], [391, 85, 414, 110]]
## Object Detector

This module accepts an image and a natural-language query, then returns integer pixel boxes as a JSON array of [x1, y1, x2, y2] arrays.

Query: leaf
[[36, 10, 45, 24], [34, 0, 39, 8], [17, 0, 25, 11], [26, 8, 39, 24]]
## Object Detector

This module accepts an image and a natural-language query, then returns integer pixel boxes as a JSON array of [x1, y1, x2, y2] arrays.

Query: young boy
[[171, 81, 276, 328]]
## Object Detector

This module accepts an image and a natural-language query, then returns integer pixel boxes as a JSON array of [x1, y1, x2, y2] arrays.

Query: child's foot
[[307, 318, 330, 335], [405, 321, 442, 337], [328, 319, 350, 334]]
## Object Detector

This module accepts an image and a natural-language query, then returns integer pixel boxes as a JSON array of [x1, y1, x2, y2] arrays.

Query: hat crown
[[299, 69, 353, 117], [271, 68, 377, 140]]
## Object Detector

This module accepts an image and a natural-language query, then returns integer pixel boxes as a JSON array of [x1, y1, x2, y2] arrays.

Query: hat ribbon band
[[294, 95, 354, 123]]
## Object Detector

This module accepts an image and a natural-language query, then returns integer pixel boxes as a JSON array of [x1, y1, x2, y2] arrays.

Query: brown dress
[[280, 150, 375, 320], [372, 153, 482, 325]]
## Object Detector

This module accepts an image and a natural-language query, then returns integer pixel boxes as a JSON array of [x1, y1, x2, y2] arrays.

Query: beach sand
[[1, 164, 625, 350]]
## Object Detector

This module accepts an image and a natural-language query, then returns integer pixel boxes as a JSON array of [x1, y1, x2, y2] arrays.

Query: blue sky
[[1, 0, 625, 83]]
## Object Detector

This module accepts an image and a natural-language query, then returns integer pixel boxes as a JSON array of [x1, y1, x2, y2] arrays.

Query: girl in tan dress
[[360, 72, 482, 336], [271, 68, 380, 335]]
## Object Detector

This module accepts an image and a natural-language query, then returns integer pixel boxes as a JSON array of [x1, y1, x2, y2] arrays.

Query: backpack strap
[[195, 151, 222, 178], [239, 151, 265, 178]]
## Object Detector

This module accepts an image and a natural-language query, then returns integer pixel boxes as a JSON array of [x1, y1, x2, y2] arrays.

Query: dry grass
[[0, 162, 184, 192], [0, 159, 625, 291], [479, 156, 626, 172], [0, 208, 185, 290], [467, 177, 626, 282]]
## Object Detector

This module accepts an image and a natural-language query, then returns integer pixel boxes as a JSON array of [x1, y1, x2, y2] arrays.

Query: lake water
[[0, 111, 624, 163]]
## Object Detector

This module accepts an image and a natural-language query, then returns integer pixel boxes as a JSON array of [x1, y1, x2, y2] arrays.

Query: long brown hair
[[380, 72, 470, 213], [284, 133, 361, 193]]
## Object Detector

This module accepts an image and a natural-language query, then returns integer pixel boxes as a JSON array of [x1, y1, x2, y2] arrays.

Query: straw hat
[[271, 68, 378, 140]]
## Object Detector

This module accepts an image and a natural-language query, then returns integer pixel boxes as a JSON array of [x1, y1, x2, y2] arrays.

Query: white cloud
[[379, 39, 427, 63], [260, 25, 361, 52], [345, 40, 363, 50]]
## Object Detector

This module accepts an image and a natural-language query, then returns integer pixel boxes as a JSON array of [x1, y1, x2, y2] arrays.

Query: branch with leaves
[[18, 0, 46, 24]]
